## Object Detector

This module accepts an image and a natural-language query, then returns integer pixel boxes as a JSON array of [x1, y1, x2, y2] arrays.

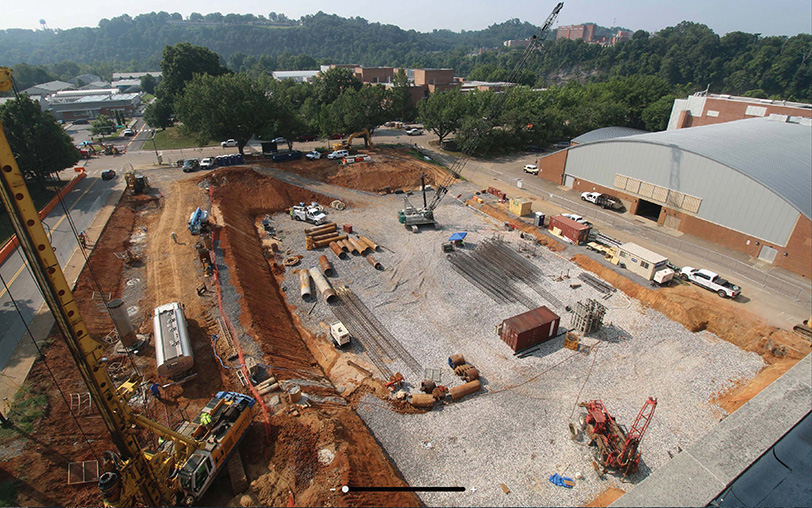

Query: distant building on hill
[[556, 23, 596, 42]]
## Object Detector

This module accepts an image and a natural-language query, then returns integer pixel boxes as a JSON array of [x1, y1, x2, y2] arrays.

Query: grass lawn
[[0, 179, 67, 245], [142, 93, 155, 102], [153, 127, 214, 150]]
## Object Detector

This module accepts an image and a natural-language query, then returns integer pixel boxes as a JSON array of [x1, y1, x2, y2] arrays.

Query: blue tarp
[[449, 232, 468, 242], [549, 473, 575, 488]]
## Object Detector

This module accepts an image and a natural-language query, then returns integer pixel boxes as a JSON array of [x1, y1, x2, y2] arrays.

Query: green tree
[[144, 98, 173, 130], [390, 68, 416, 121], [140, 74, 157, 94], [91, 115, 116, 138], [156, 43, 229, 105], [641, 94, 677, 131], [417, 90, 465, 144], [312, 67, 362, 105], [0, 95, 79, 187], [174, 73, 274, 154]]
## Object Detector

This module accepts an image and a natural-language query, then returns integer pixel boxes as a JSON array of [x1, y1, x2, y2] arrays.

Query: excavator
[[398, 2, 563, 230], [332, 129, 373, 151], [0, 67, 256, 507]]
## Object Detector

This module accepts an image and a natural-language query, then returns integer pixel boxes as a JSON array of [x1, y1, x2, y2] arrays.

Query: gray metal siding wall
[[565, 142, 799, 246]]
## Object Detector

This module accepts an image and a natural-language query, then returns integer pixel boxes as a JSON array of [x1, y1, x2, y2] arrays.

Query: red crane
[[580, 397, 657, 476]]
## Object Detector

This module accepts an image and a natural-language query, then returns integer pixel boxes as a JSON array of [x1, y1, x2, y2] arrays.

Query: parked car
[[562, 213, 592, 227], [523, 164, 539, 175], [329, 132, 346, 140], [123, 128, 135, 137], [406, 128, 423, 136], [679, 267, 741, 298], [73, 119, 89, 125], [221, 139, 238, 148], [101, 169, 116, 180], [327, 149, 349, 160], [297, 134, 317, 142], [525, 144, 545, 153], [553, 141, 571, 149], [305, 150, 321, 160], [271, 137, 286, 144], [182, 159, 200, 173], [200, 158, 216, 170]]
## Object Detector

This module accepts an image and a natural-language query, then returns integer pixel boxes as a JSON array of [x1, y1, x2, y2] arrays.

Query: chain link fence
[[546, 193, 812, 306]]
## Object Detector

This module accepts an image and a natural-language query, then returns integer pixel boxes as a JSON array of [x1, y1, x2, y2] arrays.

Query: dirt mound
[[571, 254, 811, 412], [254, 146, 450, 193], [210, 167, 419, 507]]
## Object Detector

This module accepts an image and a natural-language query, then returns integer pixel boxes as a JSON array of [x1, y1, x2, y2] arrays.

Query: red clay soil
[[209, 167, 420, 507], [254, 146, 449, 193], [0, 193, 158, 506], [571, 254, 811, 411]]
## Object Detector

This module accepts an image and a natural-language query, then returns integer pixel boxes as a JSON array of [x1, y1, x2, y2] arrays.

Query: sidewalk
[[0, 185, 124, 411]]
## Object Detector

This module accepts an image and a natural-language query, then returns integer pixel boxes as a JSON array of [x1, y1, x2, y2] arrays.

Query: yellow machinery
[[0, 67, 256, 507], [124, 170, 149, 194], [332, 129, 373, 151]]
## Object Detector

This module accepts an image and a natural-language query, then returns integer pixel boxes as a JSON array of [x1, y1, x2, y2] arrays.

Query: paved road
[[0, 169, 121, 370]]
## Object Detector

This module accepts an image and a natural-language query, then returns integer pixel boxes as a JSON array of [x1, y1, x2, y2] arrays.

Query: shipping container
[[498, 306, 561, 352], [548, 215, 591, 245], [509, 198, 532, 217]]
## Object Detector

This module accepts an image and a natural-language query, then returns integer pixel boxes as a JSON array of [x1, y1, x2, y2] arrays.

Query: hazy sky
[[5, 0, 811, 36]]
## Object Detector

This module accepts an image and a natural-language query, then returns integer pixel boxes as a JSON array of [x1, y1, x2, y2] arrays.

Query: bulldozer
[[332, 129, 373, 151]]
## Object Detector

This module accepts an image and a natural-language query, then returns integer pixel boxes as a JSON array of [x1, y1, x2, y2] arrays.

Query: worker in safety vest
[[200, 412, 212, 427]]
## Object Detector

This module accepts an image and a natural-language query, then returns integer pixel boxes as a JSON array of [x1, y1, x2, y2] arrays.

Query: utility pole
[[150, 129, 161, 165]]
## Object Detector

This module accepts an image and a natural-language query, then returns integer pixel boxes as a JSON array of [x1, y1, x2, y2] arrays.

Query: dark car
[[182, 159, 200, 172], [297, 134, 317, 142], [270, 150, 302, 162], [525, 144, 545, 153], [73, 119, 90, 125], [101, 169, 116, 180]]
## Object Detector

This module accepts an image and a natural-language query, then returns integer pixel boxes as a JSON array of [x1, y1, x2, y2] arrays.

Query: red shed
[[548, 215, 591, 245], [498, 306, 560, 352]]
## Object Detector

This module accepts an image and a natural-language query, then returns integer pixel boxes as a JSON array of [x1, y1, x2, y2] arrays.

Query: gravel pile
[[273, 182, 765, 506]]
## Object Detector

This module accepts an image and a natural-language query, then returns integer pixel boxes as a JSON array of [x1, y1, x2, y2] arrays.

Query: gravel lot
[[271, 182, 765, 506]]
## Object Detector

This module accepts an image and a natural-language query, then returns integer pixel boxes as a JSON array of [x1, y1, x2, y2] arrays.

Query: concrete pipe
[[258, 382, 280, 396], [304, 223, 336, 235], [288, 384, 302, 403], [449, 379, 481, 401], [367, 255, 383, 270], [299, 269, 312, 300], [319, 255, 334, 276], [421, 379, 436, 393], [448, 354, 466, 368], [309, 267, 337, 302], [329, 242, 346, 259], [359, 236, 379, 251], [410, 393, 436, 408]]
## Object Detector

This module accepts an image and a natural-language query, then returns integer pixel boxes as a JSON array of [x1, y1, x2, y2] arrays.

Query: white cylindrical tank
[[107, 298, 136, 347], [153, 302, 194, 378]]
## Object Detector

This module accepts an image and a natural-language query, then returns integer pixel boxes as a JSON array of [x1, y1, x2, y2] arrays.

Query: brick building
[[668, 92, 812, 130], [535, 116, 812, 278], [556, 23, 596, 42]]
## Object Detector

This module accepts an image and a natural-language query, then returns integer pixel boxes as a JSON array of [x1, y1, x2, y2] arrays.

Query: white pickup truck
[[290, 203, 327, 225], [679, 267, 741, 298]]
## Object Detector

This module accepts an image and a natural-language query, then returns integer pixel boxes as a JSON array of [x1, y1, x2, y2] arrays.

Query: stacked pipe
[[304, 222, 346, 250], [307, 234, 347, 250]]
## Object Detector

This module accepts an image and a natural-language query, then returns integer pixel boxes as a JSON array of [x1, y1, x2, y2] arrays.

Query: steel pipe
[[329, 242, 346, 259], [448, 354, 466, 367], [367, 255, 383, 270], [309, 266, 337, 302], [304, 223, 336, 235], [299, 269, 312, 300], [348, 237, 365, 255], [339, 239, 351, 252], [449, 379, 481, 401], [410, 393, 436, 408], [313, 234, 347, 249], [310, 230, 341, 242], [319, 255, 334, 276], [359, 235, 379, 251]]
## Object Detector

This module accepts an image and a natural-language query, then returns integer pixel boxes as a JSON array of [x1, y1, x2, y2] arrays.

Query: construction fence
[[545, 193, 812, 307]]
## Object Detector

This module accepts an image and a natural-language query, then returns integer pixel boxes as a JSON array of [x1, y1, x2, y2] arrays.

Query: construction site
[[0, 135, 809, 506]]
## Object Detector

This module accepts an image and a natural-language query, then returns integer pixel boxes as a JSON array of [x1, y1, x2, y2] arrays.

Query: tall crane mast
[[0, 67, 255, 507], [398, 2, 564, 231]]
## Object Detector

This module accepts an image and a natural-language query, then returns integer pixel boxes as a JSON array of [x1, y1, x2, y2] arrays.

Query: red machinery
[[580, 397, 657, 476]]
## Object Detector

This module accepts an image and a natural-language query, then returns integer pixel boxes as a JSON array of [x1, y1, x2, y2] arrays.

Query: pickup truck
[[581, 192, 624, 211], [679, 267, 741, 298]]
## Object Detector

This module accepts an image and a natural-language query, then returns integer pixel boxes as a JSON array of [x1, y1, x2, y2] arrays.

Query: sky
[[4, 0, 811, 36]]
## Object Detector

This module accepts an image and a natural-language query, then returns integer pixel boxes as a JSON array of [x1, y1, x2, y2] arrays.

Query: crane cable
[[0, 269, 100, 463]]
